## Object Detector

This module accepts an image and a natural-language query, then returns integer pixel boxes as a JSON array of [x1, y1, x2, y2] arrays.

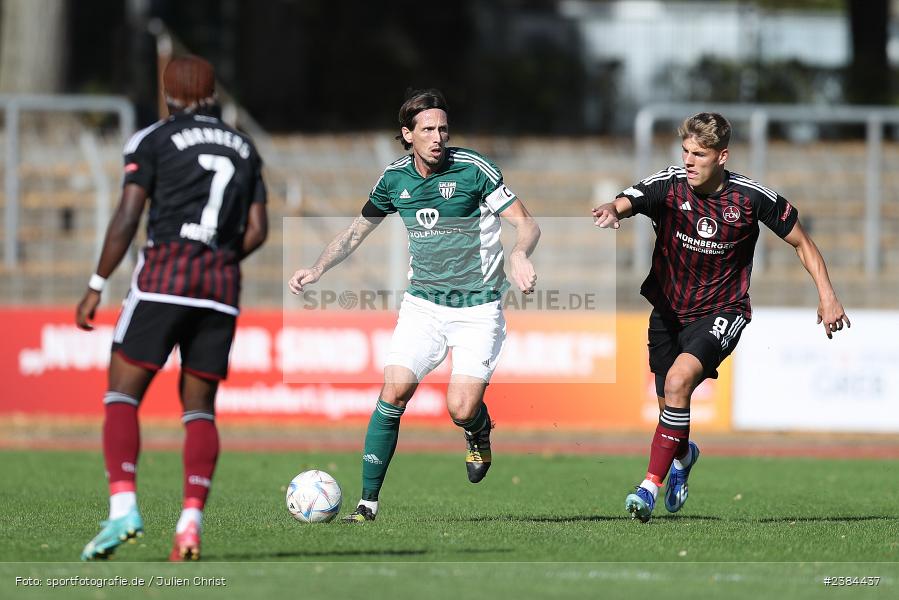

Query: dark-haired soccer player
[[288, 89, 540, 523], [592, 112, 849, 522], [77, 55, 268, 559]]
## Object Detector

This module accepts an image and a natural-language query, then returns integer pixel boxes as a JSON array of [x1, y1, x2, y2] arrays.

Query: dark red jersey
[[122, 111, 266, 313], [618, 166, 798, 323]]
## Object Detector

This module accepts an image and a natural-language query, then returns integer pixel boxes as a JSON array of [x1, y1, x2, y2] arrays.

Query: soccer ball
[[286, 470, 342, 523]]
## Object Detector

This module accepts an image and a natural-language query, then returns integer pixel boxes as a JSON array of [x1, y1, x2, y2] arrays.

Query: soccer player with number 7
[[76, 55, 268, 560], [592, 112, 849, 523]]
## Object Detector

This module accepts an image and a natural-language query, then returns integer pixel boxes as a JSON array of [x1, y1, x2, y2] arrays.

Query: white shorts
[[386, 293, 506, 382]]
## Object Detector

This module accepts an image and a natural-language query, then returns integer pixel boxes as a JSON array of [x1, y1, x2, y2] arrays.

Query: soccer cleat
[[168, 521, 201, 561], [341, 504, 376, 523], [625, 486, 656, 523], [81, 507, 144, 560], [665, 441, 700, 513], [465, 420, 493, 483]]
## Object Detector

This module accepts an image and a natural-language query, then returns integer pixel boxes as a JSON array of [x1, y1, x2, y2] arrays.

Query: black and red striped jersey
[[122, 111, 266, 313], [618, 166, 798, 323]]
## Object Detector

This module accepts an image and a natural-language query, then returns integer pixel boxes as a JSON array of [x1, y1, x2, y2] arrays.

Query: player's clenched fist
[[509, 251, 537, 294], [288, 267, 322, 295]]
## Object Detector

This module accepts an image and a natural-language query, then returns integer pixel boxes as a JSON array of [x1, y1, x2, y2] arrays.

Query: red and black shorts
[[647, 308, 748, 398], [111, 296, 237, 381]]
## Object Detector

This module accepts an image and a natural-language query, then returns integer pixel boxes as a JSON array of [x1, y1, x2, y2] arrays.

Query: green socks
[[361, 399, 405, 501], [452, 403, 490, 434]]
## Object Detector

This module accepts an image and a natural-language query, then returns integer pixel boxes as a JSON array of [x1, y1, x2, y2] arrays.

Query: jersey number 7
[[197, 154, 235, 234]]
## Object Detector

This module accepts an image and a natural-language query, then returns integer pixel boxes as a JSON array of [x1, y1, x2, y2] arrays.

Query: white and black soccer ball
[[286, 470, 342, 523]]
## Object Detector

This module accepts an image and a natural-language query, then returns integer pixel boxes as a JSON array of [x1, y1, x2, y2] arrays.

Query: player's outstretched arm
[[783, 219, 850, 339], [500, 199, 540, 294], [76, 184, 148, 331], [288, 215, 380, 295], [592, 196, 633, 229], [240, 202, 268, 260]]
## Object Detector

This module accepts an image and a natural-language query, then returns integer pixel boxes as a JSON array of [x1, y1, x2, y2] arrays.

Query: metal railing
[[1, 94, 136, 268], [633, 103, 899, 277]]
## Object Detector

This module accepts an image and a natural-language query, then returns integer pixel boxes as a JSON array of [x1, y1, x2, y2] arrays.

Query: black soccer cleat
[[465, 420, 493, 483], [342, 504, 376, 524]]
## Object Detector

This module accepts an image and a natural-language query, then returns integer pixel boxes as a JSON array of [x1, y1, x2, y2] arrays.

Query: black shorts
[[111, 297, 237, 380], [647, 308, 748, 398]]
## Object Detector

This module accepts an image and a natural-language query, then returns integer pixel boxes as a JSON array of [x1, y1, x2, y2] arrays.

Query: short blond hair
[[678, 112, 731, 150]]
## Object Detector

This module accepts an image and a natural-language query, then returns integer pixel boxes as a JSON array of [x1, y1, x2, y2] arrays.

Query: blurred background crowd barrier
[[1, 0, 896, 432]]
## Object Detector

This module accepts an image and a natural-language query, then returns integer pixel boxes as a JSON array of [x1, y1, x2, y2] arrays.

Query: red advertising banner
[[0, 308, 731, 431]]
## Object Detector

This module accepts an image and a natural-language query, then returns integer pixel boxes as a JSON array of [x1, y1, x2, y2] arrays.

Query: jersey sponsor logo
[[780, 202, 793, 221], [680, 201, 692, 211], [723, 206, 740, 223], [675, 230, 735, 254], [124, 162, 139, 173], [696, 217, 718, 239], [400, 189, 411, 199], [416, 208, 440, 230], [438, 180, 456, 199]]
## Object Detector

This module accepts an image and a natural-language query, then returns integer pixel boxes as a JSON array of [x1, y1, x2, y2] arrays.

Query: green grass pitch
[[2, 448, 898, 599]]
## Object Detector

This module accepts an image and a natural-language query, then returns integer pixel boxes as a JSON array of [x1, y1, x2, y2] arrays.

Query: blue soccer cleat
[[625, 486, 656, 523], [81, 507, 144, 560], [665, 441, 700, 513]]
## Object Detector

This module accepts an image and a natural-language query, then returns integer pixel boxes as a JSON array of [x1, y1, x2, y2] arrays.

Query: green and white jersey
[[370, 147, 517, 307]]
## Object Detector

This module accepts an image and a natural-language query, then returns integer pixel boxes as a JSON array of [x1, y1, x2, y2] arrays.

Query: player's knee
[[663, 371, 693, 405], [446, 388, 485, 421], [380, 382, 414, 407], [447, 400, 478, 422], [180, 395, 215, 414]]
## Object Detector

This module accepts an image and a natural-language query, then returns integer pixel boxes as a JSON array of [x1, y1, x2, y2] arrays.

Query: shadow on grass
[[464, 515, 622, 523], [463, 514, 723, 524], [216, 548, 430, 560], [463, 514, 891, 525], [650, 514, 723, 522], [757, 516, 896, 523]]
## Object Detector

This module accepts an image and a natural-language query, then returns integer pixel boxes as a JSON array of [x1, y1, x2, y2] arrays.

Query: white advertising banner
[[733, 308, 899, 432]]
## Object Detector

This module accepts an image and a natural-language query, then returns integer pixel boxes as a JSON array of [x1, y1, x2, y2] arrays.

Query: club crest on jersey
[[416, 208, 440, 230], [723, 206, 740, 223], [438, 181, 456, 200], [696, 217, 718, 239]]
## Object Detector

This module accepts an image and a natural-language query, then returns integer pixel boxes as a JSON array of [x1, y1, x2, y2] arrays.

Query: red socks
[[645, 406, 690, 485], [182, 413, 219, 509], [103, 398, 219, 509], [102, 393, 140, 493]]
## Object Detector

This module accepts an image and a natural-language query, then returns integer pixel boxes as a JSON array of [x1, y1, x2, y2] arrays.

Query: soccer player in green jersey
[[288, 89, 540, 522]]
